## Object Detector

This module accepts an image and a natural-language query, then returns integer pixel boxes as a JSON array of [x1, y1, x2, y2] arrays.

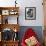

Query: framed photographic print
[[25, 7, 36, 20], [2, 10, 9, 15]]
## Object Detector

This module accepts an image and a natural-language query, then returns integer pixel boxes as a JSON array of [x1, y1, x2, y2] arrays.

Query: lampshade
[[13, 29, 17, 32]]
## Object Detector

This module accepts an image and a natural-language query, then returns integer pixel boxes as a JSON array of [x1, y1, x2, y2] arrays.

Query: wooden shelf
[[0, 40, 19, 46], [0, 7, 19, 46], [0, 24, 20, 32], [2, 40, 19, 42], [0, 7, 19, 10]]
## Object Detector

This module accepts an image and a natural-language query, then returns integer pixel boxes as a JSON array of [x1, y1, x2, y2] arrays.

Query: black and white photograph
[[25, 7, 36, 20]]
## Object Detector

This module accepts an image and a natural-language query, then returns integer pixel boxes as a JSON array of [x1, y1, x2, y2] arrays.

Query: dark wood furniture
[[2, 41, 19, 46], [0, 7, 19, 46]]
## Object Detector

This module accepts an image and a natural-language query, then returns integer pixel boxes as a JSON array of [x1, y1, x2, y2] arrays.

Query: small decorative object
[[25, 7, 36, 20], [15, 0, 17, 7], [2, 28, 13, 41], [9, 10, 18, 15], [2, 10, 9, 15], [0, 32, 1, 41], [2, 16, 8, 24], [10, 11, 14, 15], [14, 32, 18, 40], [0, 10, 2, 14], [5, 18, 8, 24]]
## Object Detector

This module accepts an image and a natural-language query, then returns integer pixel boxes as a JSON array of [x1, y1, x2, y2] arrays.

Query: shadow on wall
[[18, 26, 44, 44]]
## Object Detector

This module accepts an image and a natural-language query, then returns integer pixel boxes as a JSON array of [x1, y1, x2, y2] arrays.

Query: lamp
[[15, 0, 17, 7], [14, 29, 17, 32]]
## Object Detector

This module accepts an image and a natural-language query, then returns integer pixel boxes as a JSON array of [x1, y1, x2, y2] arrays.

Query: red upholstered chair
[[21, 28, 41, 46]]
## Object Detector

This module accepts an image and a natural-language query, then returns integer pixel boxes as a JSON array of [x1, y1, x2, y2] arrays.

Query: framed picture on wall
[[25, 7, 36, 20], [2, 10, 9, 15]]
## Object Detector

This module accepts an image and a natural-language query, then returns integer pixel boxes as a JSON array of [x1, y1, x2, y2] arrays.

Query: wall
[[0, 0, 44, 44], [0, 0, 44, 26], [18, 0, 44, 26]]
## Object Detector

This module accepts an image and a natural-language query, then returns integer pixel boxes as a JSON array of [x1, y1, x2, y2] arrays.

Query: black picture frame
[[25, 7, 36, 20]]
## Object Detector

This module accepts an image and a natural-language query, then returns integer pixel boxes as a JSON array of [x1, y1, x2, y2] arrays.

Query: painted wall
[[18, 0, 44, 26], [0, 0, 44, 26], [0, 0, 44, 45]]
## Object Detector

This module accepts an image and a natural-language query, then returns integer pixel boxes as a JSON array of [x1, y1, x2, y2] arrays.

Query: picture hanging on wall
[[25, 7, 36, 20]]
